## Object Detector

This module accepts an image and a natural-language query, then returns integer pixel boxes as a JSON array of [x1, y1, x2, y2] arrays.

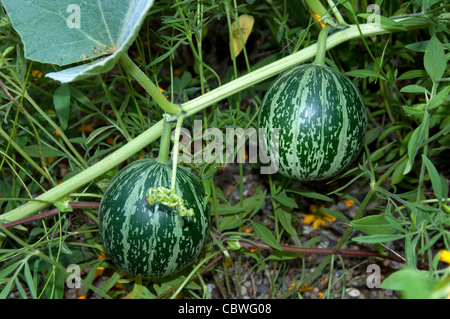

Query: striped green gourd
[[98, 158, 210, 278], [258, 64, 367, 181]]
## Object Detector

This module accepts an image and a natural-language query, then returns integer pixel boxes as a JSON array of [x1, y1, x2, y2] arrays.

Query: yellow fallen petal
[[230, 14, 254, 59], [97, 252, 107, 259], [440, 250, 450, 264], [303, 214, 316, 225], [345, 199, 355, 207], [313, 218, 326, 229], [77, 123, 95, 134], [298, 283, 313, 293], [95, 266, 104, 277]]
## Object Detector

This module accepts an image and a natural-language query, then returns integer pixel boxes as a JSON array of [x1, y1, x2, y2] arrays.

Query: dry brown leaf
[[230, 14, 255, 59]]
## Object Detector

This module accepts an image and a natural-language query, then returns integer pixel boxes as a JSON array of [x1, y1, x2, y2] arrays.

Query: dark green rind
[[98, 158, 210, 278], [258, 64, 367, 181]]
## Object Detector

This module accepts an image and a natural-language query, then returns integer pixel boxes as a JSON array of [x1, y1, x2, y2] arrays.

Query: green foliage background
[[0, 0, 449, 299]]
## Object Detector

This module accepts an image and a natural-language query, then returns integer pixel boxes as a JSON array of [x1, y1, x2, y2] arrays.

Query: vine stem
[[326, 0, 347, 25], [119, 54, 182, 115], [2, 13, 447, 224]]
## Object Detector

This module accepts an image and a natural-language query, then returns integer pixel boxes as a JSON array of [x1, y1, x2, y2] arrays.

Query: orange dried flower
[[345, 199, 355, 207], [310, 11, 327, 28]]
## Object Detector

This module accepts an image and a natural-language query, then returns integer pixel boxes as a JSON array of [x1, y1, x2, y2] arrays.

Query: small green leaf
[[227, 235, 242, 251], [400, 84, 429, 94], [322, 208, 349, 224], [350, 214, 397, 235], [424, 36, 446, 83], [352, 234, 405, 244], [60, 242, 73, 254], [404, 113, 428, 175], [173, 71, 193, 93], [370, 140, 396, 162], [216, 192, 265, 215], [0, 278, 14, 299], [428, 86, 450, 110], [422, 155, 444, 203], [402, 103, 425, 118], [273, 193, 298, 209], [23, 262, 37, 299], [22, 144, 66, 158], [265, 251, 302, 261], [365, 127, 382, 144], [397, 16, 430, 28], [53, 196, 73, 213], [101, 269, 125, 294], [405, 235, 419, 268], [345, 69, 386, 81], [53, 84, 71, 130], [397, 69, 427, 81], [377, 126, 406, 142], [251, 221, 282, 251], [391, 159, 408, 184], [277, 209, 298, 239], [405, 40, 429, 52]]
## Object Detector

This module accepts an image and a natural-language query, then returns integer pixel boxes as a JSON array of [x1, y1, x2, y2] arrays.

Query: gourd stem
[[313, 24, 332, 66], [170, 116, 186, 191], [156, 120, 174, 165], [120, 54, 182, 115]]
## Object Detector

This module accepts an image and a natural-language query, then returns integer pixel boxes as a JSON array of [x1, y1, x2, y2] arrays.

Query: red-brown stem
[[1, 202, 100, 228], [214, 232, 428, 270]]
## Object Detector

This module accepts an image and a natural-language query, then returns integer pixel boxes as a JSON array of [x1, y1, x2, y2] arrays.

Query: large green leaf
[[2, 0, 154, 83], [424, 35, 446, 83], [381, 268, 439, 299]]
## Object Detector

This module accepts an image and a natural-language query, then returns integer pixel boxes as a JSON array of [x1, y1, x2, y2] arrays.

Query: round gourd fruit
[[98, 158, 210, 278], [258, 64, 367, 181]]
